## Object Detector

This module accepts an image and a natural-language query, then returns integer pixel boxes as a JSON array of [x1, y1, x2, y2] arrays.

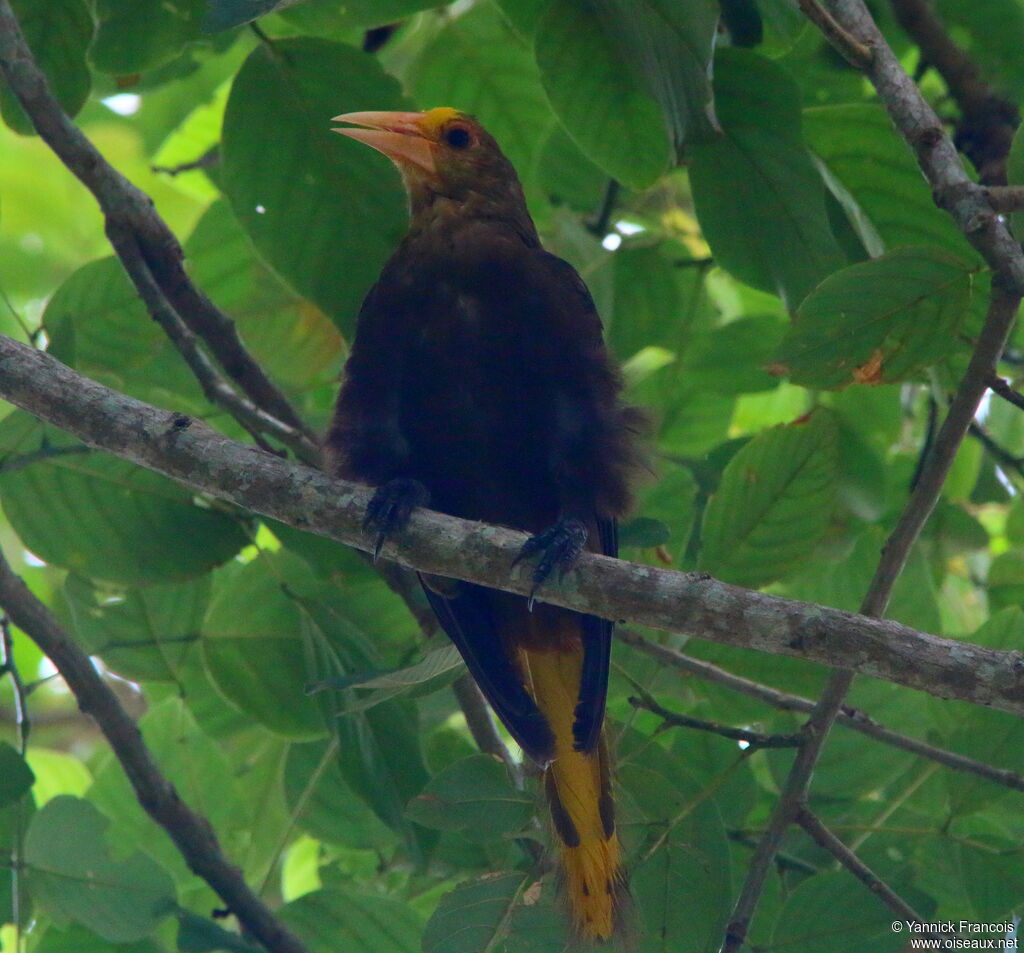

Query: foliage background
[[2, 0, 1024, 951]]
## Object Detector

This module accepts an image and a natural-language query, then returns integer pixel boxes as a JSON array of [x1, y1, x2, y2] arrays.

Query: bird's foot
[[364, 478, 430, 561], [513, 517, 588, 609]]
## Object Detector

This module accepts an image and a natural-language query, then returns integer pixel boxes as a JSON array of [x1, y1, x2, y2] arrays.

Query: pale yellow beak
[[331, 110, 437, 175]]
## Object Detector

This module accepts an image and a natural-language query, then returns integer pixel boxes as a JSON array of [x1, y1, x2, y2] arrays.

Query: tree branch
[[627, 689, 804, 749], [620, 630, 1024, 793], [2, 333, 1024, 716], [795, 807, 929, 925], [0, 0, 310, 440], [0, 548, 311, 953]]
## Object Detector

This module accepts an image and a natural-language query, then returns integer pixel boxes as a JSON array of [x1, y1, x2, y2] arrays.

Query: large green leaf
[[405, 2, 555, 183], [88, 698, 240, 889], [221, 38, 410, 336], [24, 796, 176, 943], [770, 871, 905, 952], [422, 870, 545, 953], [774, 246, 975, 390], [698, 409, 839, 588], [803, 103, 975, 260], [405, 754, 533, 841], [535, 0, 672, 188], [35, 924, 165, 953], [618, 729, 732, 953], [281, 887, 424, 953], [184, 200, 343, 392], [1, 0, 92, 135], [63, 573, 208, 682], [0, 414, 248, 585], [90, 0, 207, 73], [283, 738, 395, 849], [689, 49, 846, 309], [201, 557, 328, 739], [43, 257, 206, 411]]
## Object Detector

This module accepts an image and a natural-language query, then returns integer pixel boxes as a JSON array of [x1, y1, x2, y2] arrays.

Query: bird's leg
[[364, 477, 431, 561], [513, 516, 588, 609]]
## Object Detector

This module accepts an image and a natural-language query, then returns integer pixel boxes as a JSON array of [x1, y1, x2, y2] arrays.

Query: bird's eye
[[444, 125, 472, 149]]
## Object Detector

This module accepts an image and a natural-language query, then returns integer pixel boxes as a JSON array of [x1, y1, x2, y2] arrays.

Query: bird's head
[[332, 107, 529, 227]]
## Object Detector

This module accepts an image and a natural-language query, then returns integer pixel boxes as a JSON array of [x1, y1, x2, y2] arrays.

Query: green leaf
[[201, 557, 328, 739], [680, 314, 788, 395], [1, 0, 92, 135], [63, 574, 207, 682], [177, 910, 261, 952], [309, 643, 465, 715], [42, 257, 206, 411], [0, 416, 248, 585], [422, 871, 541, 953], [689, 49, 846, 309], [0, 742, 34, 808], [406, 755, 533, 840], [184, 201, 343, 393], [36, 924, 166, 953], [205, 0, 443, 32], [25, 796, 176, 943], [775, 246, 975, 390], [88, 698, 241, 888], [581, 0, 720, 152], [221, 38, 410, 336], [280, 887, 424, 953], [618, 730, 732, 953], [90, 0, 207, 73], [405, 2, 555, 184], [283, 738, 395, 849], [698, 409, 839, 588], [770, 872, 905, 952], [803, 103, 975, 260], [535, 0, 672, 188]]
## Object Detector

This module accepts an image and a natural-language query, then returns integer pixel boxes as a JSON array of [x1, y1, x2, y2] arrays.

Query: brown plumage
[[326, 107, 644, 940]]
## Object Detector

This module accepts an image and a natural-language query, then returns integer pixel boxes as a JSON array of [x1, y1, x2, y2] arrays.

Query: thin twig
[[588, 179, 620, 236], [796, 0, 874, 68], [968, 421, 1024, 481], [619, 630, 1024, 793], [627, 686, 804, 749], [151, 146, 219, 178], [0, 547, 312, 953], [795, 807, 931, 925], [106, 223, 321, 466], [0, 0, 310, 437], [989, 374, 1024, 411]]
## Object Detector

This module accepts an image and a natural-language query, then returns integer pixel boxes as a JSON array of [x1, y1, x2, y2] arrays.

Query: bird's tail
[[521, 635, 626, 941]]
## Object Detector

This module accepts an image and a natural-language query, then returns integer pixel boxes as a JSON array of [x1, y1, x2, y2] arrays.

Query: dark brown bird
[[327, 107, 643, 940]]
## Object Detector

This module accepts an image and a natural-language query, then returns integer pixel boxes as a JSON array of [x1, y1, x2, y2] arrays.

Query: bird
[[326, 107, 644, 941]]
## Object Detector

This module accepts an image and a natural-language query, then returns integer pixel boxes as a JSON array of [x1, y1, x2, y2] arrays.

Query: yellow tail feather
[[522, 640, 625, 941]]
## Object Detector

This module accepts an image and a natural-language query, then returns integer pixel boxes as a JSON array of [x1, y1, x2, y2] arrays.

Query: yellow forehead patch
[[421, 107, 461, 136]]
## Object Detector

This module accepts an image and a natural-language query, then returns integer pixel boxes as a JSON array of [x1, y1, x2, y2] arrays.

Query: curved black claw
[[513, 517, 588, 609], [364, 478, 430, 561]]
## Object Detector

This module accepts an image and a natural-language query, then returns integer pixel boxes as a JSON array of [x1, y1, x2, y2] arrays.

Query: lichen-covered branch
[[2, 333, 1023, 718]]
